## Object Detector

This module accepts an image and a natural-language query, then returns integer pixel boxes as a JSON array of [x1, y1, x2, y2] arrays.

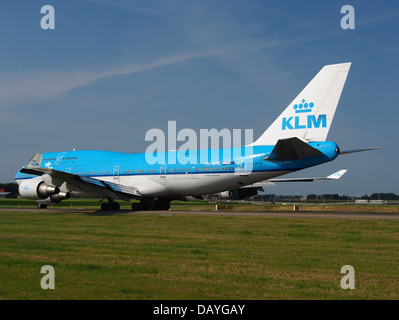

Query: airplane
[[14, 62, 381, 210]]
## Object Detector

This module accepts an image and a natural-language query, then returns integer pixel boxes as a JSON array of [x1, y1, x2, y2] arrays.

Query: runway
[[140, 210, 399, 220], [1, 207, 399, 220]]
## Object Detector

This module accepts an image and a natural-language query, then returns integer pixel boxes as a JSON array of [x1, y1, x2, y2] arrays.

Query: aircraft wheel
[[37, 204, 47, 209], [132, 198, 169, 211], [156, 198, 170, 210], [101, 198, 120, 211], [141, 198, 155, 211], [113, 202, 120, 211], [131, 202, 140, 211]]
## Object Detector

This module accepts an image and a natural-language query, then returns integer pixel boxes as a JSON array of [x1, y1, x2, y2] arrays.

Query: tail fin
[[250, 62, 351, 146]]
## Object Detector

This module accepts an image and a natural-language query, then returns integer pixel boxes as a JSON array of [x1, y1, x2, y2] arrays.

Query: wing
[[20, 153, 141, 201]]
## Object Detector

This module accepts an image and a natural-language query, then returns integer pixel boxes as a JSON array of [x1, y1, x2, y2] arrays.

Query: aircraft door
[[55, 152, 66, 165], [160, 164, 166, 178], [236, 161, 249, 176], [113, 165, 120, 183]]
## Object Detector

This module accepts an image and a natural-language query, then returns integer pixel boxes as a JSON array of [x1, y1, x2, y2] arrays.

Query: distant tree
[[370, 193, 399, 200]]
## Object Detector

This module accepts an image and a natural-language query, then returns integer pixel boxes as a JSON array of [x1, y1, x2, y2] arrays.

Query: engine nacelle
[[220, 188, 258, 200], [220, 191, 231, 199], [19, 179, 60, 200], [50, 192, 71, 203]]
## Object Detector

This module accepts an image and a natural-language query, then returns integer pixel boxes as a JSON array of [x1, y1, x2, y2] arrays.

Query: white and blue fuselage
[[15, 142, 339, 198]]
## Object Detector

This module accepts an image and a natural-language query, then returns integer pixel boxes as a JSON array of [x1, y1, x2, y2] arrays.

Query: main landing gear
[[131, 197, 171, 211], [101, 198, 120, 211], [100, 197, 171, 211]]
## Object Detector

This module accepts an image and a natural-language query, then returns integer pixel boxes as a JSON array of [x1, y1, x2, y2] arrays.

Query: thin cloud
[[83, 0, 162, 15], [0, 51, 224, 110], [358, 10, 399, 27]]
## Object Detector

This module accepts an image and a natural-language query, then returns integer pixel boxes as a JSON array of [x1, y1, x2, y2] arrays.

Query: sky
[[0, 0, 398, 197]]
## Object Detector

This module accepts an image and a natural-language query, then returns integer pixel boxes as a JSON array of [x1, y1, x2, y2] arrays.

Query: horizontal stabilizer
[[269, 169, 347, 182], [265, 137, 323, 161], [326, 169, 347, 179]]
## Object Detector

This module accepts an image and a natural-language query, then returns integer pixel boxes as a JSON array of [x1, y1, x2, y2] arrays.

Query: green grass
[[0, 198, 216, 210], [0, 209, 398, 299], [1, 198, 398, 214]]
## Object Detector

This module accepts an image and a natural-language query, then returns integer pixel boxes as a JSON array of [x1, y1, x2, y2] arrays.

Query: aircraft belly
[[120, 176, 170, 197], [146, 171, 291, 196], [89, 170, 292, 198]]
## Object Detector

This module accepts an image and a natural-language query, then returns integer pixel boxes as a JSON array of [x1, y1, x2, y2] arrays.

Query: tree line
[[255, 193, 399, 202]]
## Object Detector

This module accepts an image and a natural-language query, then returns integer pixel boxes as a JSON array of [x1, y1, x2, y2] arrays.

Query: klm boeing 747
[[15, 63, 380, 210]]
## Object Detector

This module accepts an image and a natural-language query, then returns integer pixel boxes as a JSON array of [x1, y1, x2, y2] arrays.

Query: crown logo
[[31, 160, 40, 167], [293, 99, 314, 113]]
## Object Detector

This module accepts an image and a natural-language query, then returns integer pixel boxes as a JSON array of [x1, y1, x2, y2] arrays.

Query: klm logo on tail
[[282, 99, 327, 130]]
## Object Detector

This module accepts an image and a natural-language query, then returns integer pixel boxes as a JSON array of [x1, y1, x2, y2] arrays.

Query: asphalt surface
[[1, 207, 399, 220]]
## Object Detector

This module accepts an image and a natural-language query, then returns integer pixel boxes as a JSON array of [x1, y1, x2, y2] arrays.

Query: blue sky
[[0, 0, 398, 196]]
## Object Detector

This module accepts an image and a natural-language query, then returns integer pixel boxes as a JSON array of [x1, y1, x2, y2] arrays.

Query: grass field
[[1, 198, 398, 213], [0, 203, 398, 299]]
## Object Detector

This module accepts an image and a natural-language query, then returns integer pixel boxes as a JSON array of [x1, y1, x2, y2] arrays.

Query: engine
[[18, 179, 60, 200], [220, 188, 258, 200], [50, 192, 71, 203]]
